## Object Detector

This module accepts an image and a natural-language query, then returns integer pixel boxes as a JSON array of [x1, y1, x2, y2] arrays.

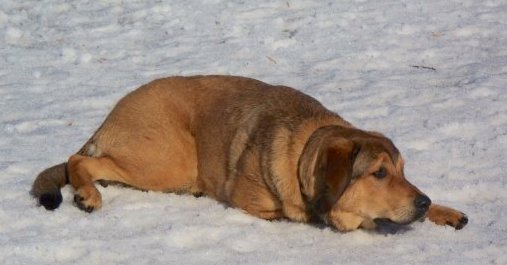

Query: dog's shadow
[[374, 222, 413, 235]]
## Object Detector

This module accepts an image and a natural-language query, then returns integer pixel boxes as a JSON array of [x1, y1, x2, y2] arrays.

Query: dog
[[31, 75, 468, 232]]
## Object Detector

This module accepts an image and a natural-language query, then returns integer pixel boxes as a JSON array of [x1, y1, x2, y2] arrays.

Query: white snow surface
[[1, 0, 506, 264]]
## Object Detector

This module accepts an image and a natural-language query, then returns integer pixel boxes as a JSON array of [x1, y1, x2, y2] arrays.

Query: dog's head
[[299, 126, 430, 232]]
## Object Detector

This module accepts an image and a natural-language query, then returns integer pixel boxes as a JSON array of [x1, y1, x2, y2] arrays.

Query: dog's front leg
[[426, 203, 468, 230]]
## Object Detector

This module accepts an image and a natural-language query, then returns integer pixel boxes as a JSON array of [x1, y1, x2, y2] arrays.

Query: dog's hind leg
[[67, 154, 130, 212]]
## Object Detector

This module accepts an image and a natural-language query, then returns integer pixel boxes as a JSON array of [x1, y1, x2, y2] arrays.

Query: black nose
[[414, 195, 431, 211]]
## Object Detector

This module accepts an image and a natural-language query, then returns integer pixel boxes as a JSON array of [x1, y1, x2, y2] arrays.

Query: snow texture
[[1, 0, 506, 264]]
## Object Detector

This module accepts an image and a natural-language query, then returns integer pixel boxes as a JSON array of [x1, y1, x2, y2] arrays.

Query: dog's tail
[[31, 163, 69, 210]]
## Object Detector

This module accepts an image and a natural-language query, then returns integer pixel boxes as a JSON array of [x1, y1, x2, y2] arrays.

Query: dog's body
[[32, 75, 467, 231]]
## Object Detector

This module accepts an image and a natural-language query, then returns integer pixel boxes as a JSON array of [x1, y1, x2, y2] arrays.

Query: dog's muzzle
[[373, 194, 432, 233]]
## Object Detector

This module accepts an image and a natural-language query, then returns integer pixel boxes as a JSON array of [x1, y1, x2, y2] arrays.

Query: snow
[[1, 0, 506, 264]]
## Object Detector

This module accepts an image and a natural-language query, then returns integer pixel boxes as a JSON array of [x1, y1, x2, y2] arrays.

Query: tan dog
[[31, 75, 468, 232]]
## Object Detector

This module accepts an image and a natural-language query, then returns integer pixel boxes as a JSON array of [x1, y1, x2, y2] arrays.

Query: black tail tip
[[39, 192, 63, 210]]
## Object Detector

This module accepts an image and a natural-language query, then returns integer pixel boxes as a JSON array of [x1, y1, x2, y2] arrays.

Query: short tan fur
[[31, 76, 467, 232]]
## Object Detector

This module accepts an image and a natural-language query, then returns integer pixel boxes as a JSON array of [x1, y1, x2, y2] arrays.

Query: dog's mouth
[[373, 207, 428, 234], [373, 210, 428, 234], [373, 218, 414, 234], [374, 218, 408, 226]]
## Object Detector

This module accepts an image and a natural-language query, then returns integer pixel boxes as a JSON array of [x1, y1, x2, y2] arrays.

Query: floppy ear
[[298, 127, 359, 215]]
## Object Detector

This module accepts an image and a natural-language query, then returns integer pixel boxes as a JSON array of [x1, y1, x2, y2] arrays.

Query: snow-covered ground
[[1, 0, 506, 264]]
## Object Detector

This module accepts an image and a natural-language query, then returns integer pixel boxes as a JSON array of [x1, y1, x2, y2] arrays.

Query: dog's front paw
[[427, 204, 468, 230], [74, 186, 102, 213], [327, 210, 363, 232], [282, 203, 309, 223]]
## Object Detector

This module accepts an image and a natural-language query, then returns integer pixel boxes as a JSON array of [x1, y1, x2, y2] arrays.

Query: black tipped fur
[[455, 215, 468, 230], [31, 163, 68, 210], [39, 192, 63, 210]]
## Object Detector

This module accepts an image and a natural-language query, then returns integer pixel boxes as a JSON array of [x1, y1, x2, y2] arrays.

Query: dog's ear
[[313, 139, 359, 214], [299, 127, 360, 215]]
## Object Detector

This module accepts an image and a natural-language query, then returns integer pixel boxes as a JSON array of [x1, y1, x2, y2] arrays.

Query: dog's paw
[[327, 210, 364, 232], [427, 204, 468, 230], [453, 214, 468, 230], [74, 186, 102, 213], [283, 203, 309, 223]]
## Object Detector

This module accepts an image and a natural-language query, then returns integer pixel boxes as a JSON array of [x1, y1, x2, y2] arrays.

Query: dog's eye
[[373, 167, 387, 179]]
